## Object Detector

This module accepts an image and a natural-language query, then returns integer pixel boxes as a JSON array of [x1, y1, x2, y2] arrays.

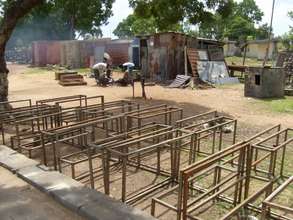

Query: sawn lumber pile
[[59, 73, 87, 86]]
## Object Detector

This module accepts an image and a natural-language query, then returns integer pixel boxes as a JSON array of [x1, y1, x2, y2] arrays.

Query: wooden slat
[[187, 48, 199, 77]]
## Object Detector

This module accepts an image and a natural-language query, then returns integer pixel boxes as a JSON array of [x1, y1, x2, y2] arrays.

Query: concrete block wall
[[244, 67, 285, 98]]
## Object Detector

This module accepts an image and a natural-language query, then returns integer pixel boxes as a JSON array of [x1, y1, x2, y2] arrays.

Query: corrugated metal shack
[[138, 32, 225, 81], [32, 38, 140, 68]]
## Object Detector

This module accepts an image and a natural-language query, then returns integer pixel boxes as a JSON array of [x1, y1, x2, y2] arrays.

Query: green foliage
[[225, 56, 272, 66], [260, 97, 293, 114], [281, 32, 293, 51], [281, 11, 293, 51], [6, 3, 69, 49], [255, 24, 271, 40], [224, 16, 255, 41], [4, 0, 114, 49], [236, 0, 263, 23], [129, 0, 234, 31], [113, 15, 157, 38], [53, 0, 114, 38], [198, 0, 265, 41], [113, 14, 184, 38], [129, 0, 266, 41]]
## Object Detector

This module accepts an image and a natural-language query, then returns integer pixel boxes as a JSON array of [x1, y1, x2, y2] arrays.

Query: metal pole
[[263, 0, 276, 66], [184, 46, 188, 76]]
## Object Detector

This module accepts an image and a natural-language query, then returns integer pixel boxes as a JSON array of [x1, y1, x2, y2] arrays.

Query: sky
[[101, 0, 293, 38]]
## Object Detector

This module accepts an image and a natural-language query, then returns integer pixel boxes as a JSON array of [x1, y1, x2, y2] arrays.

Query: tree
[[6, 3, 69, 50], [129, 0, 234, 31], [198, 0, 265, 41], [281, 11, 293, 51], [224, 16, 255, 41], [129, 0, 265, 41], [0, 0, 43, 105], [0, 0, 115, 104], [113, 14, 183, 38], [236, 0, 263, 23], [113, 15, 157, 38], [255, 24, 271, 40], [6, 0, 114, 50], [199, 0, 269, 41], [53, 0, 114, 39], [116, 0, 238, 39]]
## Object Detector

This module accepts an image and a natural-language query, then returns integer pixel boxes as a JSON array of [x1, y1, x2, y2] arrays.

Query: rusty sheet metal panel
[[46, 41, 61, 65], [149, 48, 160, 80], [159, 33, 172, 48], [60, 41, 67, 67], [31, 43, 36, 65], [32, 41, 47, 66], [59, 39, 110, 68], [186, 36, 198, 49], [64, 41, 81, 69], [140, 39, 149, 78], [33, 40, 67, 67], [80, 41, 93, 67], [106, 41, 131, 66], [208, 45, 225, 61], [139, 32, 217, 81], [33, 39, 111, 68], [78, 39, 110, 67], [176, 46, 185, 76], [32, 41, 61, 66], [159, 47, 167, 80]]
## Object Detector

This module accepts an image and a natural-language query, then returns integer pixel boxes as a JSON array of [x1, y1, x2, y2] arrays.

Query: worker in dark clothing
[[116, 70, 131, 86]]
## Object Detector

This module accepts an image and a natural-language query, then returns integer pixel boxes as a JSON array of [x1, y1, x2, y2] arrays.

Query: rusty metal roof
[[136, 31, 223, 45]]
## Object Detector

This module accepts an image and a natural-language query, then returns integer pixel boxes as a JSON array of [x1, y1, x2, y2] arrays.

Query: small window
[[255, 75, 261, 85]]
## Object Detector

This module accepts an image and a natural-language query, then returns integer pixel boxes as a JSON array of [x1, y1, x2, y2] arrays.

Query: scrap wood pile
[[0, 95, 292, 220], [167, 75, 191, 88], [169, 47, 237, 89], [55, 70, 87, 86]]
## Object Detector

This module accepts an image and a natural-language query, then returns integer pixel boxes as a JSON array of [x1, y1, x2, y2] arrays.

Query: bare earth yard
[[2, 64, 293, 219], [7, 64, 293, 130]]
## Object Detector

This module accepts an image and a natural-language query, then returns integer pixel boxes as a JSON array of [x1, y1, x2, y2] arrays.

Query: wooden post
[[141, 78, 147, 99]]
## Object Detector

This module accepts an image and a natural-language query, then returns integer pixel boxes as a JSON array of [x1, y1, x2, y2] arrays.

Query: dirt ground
[[7, 64, 293, 130], [3, 64, 293, 219], [0, 167, 83, 220]]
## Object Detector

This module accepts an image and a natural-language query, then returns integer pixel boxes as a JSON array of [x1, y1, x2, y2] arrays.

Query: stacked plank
[[58, 72, 87, 86], [187, 48, 199, 78], [55, 70, 78, 80], [168, 75, 191, 88]]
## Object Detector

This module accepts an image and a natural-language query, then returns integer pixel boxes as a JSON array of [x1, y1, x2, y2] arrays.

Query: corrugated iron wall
[[139, 33, 225, 81], [32, 41, 61, 66], [105, 41, 131, 66], [32, 39, 135, 68], [60, 39, 111, 68], [32, 39, 112, 68], [141, 33, 194, 81], [46, 41, 61, 65]]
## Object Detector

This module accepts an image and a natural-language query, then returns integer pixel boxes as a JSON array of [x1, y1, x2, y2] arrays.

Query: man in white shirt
[[92, 62, 107, 79]]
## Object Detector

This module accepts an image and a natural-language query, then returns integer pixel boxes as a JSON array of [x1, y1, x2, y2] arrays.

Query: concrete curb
[[0, 145, 156, 220]]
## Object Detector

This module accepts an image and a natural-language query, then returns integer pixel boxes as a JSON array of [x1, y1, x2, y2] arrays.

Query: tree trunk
[[0, 0, 43, 105], [69, 15, 75, 40]]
